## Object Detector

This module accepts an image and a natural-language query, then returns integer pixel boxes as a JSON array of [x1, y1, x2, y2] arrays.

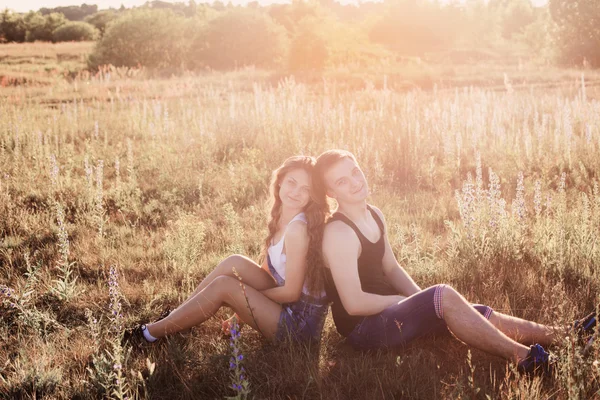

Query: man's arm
[[260, 221, 308, 304], [323, 221, 404, 316], [371, 206, 421, 297]]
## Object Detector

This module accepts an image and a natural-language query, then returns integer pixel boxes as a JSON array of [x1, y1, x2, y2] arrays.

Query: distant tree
[[489, 0, 535, 39], [23, 11, 45, 40], [24, 12, 68, 42], [458, 0, 502, 48], [39, 4, 98, 21], [549, 0, 600, 67], [369, 0, 455, 56], [268, 0, 322, 33], [487, 0, 511, 9], [84, 10, 118, 35], [317, 0, 335, 8], [194, 4, 219, 20], [289, 17, 329, 70], [291, 9, 381, 70], [517, 7, 553, 59], [212, 1, 225, 12], [144, 0, 189, 16], [53, 21, 98, 41], [82, 4, 98, 16], [88, 9, 190, 69], [189, 8, 288, 69], [187, 0, 198, 17], [0, 10, 26, 42]]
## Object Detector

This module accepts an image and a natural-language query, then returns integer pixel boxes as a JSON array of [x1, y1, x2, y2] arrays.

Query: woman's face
[[278, 168, 312, 211]]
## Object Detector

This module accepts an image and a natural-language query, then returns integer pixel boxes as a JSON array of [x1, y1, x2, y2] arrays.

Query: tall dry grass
[[1, 47, 600, 398]]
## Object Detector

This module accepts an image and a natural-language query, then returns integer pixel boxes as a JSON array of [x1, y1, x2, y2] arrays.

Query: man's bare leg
[[441, 286, 531, 363], [488, 312, 563, 347]]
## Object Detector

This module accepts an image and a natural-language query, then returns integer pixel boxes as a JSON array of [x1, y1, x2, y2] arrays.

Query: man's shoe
[[574, 312, 596, 335], [573, 311, 596, 355], [517, 344, 554, 375]]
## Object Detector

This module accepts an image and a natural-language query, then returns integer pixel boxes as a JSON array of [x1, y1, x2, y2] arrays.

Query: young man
[[312, 149, 596, 373]]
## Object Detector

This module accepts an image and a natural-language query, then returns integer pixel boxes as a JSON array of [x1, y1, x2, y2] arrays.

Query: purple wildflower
[[511, 171, 527, 223], [228, 316, 250, 398], [108, 265, 123, 332]]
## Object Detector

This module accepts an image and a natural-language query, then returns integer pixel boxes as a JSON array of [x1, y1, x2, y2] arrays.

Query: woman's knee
[[217, 254, 246, 272], [222, 254, 243, 265], [208, 275, 240, 294], [212, 275, 250, 308]]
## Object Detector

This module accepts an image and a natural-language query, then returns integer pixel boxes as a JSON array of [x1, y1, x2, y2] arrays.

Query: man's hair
[[312, 149, 357, 202]]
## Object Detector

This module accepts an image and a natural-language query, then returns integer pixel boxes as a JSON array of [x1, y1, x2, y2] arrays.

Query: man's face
[[323, 157, 369, 204]]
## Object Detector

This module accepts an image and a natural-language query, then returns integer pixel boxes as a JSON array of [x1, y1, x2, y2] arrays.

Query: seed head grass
[[2, 45, 600, 398]]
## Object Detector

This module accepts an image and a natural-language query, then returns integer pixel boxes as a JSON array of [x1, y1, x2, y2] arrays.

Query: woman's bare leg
[[175, 254, 276, 311], [147, 275, 281, 339]]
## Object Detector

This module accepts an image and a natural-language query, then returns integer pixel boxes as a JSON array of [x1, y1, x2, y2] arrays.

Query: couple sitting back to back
[[128, 150, 597, 374]]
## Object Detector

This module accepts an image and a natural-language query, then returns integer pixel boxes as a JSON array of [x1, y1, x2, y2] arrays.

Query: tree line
[[1, 0, 598, 70], [0, 8, 99, 42]]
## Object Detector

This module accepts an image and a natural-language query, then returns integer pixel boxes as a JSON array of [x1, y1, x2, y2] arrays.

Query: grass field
[[1, 42, 600, 399]]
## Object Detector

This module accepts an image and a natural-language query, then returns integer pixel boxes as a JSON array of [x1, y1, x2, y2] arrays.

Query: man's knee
[[433, 284, 460, 319]]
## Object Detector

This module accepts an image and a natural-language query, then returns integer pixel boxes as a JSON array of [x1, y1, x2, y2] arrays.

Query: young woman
[[312, 149, 596, 373], [126, 155, 329, 344]]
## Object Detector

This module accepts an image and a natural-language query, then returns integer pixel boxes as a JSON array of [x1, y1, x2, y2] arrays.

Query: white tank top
[[267, 212, 311, 294]]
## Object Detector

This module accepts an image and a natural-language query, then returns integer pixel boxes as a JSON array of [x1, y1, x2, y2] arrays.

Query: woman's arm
[[323, 221, 404, 316], [371, 206, 421, 297], [260, 221, 308, 304]]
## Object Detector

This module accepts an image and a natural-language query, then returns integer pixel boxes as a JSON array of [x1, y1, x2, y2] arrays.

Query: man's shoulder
[[368, 204, 387, 224], [324, 219, 358, 242], [323, 220, 360, 259]]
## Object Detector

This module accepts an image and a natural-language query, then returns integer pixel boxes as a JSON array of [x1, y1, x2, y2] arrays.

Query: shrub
[[0, 10, 27, 42], [88, 9, 190, 70], [84, 10, 118, 36], [288, 14, 381, 71], [268, 1, 322, 33], [39, 4, 98, 21], [288, 17, 329, 71], [24, 12, 67, 42], [163, 213, 206, 275], [549, 0, 600, 67], [53, 21, 98, 42], [189, 8, 288, 70], [368, 2, 456, 56]]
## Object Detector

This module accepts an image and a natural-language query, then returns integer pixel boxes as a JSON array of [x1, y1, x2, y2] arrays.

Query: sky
[[1, 0, 549, 13]]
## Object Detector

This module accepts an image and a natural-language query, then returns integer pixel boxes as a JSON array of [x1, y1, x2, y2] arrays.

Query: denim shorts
[[347, 284, 493, 350], [276, 296, 329, 343]]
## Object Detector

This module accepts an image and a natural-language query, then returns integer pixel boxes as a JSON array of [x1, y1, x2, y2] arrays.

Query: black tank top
[[324, 204, 397, 336]]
